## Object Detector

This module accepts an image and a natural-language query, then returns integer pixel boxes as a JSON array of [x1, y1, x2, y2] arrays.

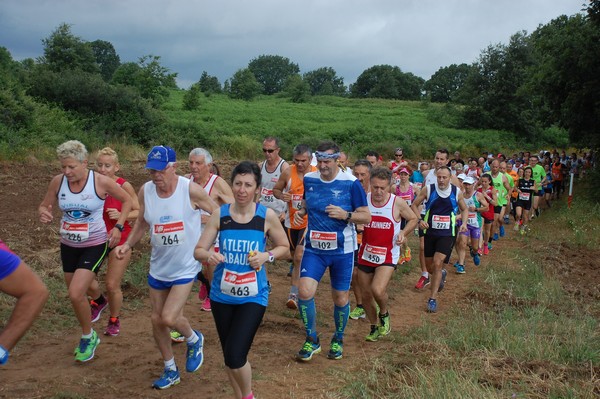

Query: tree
[[303, 67, 346, 96], [183, 84, 201, 110], [350, 65, 423, 100], [228, 68, 261, 100], [90, 40, 120, 81], [111, 55, 177, 105], [40, 23, 98, 74], [284, 74, 310, 103], [528, 13, 600, 147], [198, 71, 222, 94], [424, 63, 474, 103], [248, 54, 300, 95], [459, 32, 536, 138]]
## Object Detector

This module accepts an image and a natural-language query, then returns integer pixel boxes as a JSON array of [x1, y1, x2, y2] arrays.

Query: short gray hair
[[189, 147, 213, 164], [57, 140, 88, 162]]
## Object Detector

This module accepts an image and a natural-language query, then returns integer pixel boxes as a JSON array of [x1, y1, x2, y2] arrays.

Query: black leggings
[[211, 300, 266, 369]]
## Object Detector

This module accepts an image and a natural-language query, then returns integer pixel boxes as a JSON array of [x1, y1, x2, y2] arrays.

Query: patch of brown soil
[[0, 159, 596, 399]]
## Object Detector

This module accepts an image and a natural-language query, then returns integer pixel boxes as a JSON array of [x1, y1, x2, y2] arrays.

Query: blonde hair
[[56, 140, 88, 162], [97, 147, 119, 163]]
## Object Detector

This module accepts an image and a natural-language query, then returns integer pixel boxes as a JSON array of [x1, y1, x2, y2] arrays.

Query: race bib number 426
[[60, 222, 89, 243]]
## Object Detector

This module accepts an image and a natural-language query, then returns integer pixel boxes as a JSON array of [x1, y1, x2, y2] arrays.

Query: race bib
[[60, 222, 89, 243], [310, 231, 338, 250], [220, 268, 258, 297], [432, 215, 451, 230], [467, 212, 478, 226], [400, 194, 412, 205], [518, 192, 531, 201], [361, 244, 387, 264], [152, 221, 185, 247], [414, 183, 423, 191], [291, 193, 303, 210], [261, 187, 274, 203]]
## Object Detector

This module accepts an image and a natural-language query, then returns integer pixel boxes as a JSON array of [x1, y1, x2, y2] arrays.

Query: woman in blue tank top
[[195, 161, 288, 399]]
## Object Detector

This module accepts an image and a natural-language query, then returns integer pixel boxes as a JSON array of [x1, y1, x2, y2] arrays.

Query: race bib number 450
[[310, 231, 338, 250], [220, 269, 258, 297], [361, 244, 387, 264], [152, 221, 185, 246]]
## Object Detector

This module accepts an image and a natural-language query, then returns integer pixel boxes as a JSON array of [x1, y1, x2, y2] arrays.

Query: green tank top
[[491, 173, 507, 206]]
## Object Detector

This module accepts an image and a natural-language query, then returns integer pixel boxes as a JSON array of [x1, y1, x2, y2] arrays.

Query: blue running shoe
[[327, 337, 343, 360], [453, 262, 460, 269], [0, 345, 8, 365], [427, 298, 437, 313], [455, 264, 465, 274], [493, 233, 499, 241], [152, 367, 180, 390], [499, 225, 505, 237], [488, 242, 493, 250], [503, 215, 510, 225], [438, 269, 447, 292], [185, 331, 204, 373], [472, 253, 481, 266], [296, 337, 321, 361]]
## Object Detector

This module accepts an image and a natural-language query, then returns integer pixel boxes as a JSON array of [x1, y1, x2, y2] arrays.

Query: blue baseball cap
[[146, 145, 176, 170]]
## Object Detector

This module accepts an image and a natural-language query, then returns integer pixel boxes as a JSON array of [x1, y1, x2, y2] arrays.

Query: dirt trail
[[0, 160, 596, 399]]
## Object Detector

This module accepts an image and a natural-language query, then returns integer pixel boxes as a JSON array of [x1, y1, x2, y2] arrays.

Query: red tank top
[[103, 177, 132, 244]]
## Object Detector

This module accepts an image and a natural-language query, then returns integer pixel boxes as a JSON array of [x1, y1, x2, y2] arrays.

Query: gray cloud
[[0, 0, 583, 88]]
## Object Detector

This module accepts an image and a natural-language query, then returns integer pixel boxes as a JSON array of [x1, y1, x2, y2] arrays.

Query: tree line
[[1, 1, 598, 150]]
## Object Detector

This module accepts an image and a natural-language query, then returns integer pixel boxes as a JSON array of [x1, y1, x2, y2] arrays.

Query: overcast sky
[[0, 0, 584, 89]]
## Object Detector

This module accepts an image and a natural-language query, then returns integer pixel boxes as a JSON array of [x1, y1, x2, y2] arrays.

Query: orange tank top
[[287, 164, 317, 229]]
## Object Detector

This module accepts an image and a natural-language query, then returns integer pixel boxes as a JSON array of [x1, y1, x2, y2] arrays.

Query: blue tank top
[[211, 203, 269, 306], [424, 184, 458, 237]]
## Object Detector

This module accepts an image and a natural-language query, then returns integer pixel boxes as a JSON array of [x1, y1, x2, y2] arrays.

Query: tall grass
[[334, 208, 599, 398]]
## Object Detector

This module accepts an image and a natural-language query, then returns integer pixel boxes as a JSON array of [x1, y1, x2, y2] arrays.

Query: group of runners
[[0, 137, 591, 399]]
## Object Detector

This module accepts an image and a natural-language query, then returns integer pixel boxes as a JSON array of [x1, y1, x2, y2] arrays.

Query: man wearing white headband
[[292, 141, 371, 362]]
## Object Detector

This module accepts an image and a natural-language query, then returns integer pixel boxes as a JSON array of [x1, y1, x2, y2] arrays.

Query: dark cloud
[[0, 0, 583, 88]]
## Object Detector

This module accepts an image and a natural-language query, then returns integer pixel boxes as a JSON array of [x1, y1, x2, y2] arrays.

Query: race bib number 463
[[152, 221, 185, 246], [310, 231, 338, 250], [220, 269, 258, 297]]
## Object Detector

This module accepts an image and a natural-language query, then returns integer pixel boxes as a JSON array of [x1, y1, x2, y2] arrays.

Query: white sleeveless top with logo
[[58, 170, 107, 248], [259, 159, 287, 214], [144, 176, 202, 281]]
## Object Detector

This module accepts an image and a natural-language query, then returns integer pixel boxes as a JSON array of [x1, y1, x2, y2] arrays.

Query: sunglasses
[[262, 148, 277, 153], [395, 153, 403, 157]]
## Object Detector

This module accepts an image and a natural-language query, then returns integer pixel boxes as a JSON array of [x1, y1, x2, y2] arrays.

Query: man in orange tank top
[[273, 144, 316, 310]]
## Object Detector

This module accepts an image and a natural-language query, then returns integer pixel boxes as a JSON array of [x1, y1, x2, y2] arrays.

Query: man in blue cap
[[116, 145, 217, 389]]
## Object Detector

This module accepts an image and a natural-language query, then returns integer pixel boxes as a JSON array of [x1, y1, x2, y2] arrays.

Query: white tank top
[[144, 176, 202, 281], [58, 170, 107, 247], [259, 159, 287, 214]]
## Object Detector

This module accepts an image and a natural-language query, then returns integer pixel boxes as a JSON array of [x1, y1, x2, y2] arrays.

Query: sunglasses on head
[[262, 148, 276, 153]]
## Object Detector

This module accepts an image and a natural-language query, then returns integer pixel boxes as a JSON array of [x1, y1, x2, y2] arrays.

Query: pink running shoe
[[483, 244, 489, 255], [198, 283, 208, 301], [477, 247, 483, 256], [90, 300, 108, 323], [104, 317, 120, 336], [201, 297, 211, 312]]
